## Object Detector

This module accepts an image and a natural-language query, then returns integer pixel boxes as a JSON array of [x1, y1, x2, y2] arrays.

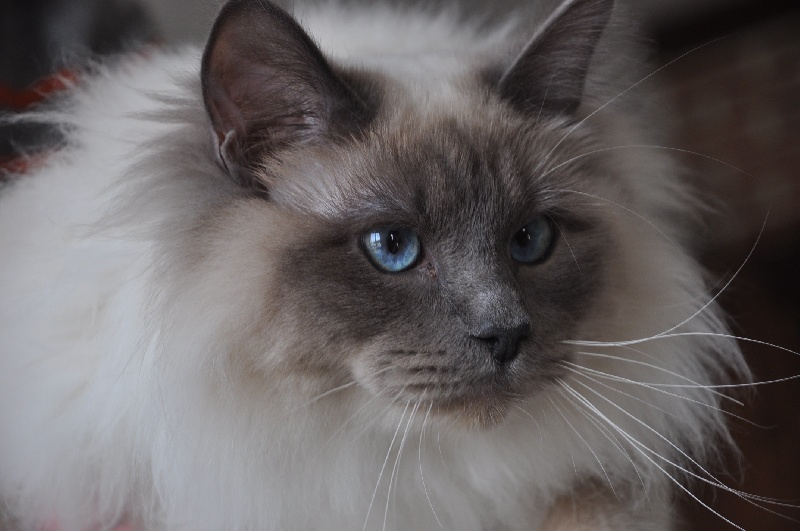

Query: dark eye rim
[[510, 215, 557, 265], [359, 226, 423, 273]]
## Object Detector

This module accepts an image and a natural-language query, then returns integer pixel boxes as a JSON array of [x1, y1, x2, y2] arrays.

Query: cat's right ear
[[201, 0, 372, 190], [496, 0, 614, 117]]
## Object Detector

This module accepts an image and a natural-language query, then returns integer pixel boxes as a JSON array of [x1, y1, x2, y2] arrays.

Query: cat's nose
[[472, 320, 531, 365]]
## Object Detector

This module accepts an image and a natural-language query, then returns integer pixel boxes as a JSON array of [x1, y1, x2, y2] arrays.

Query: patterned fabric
[[0, 0, 157, 174]]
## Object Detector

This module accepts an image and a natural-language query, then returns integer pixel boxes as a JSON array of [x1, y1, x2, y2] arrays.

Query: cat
[[0, 0, 751, 529]]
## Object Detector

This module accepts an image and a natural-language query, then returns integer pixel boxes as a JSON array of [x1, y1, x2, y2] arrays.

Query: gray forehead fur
[[262, 78, 604, 227]]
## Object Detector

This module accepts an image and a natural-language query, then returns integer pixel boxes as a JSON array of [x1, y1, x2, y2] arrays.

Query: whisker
[[437, 427, 446, 470], [573, 350, 741, 405], [541, 36, 732, 165], [568, 377, 722, 482], [550, 217, 581, 272], [542, 145, 754, 181], [548, 395, 619, 500], [346, 391, 406, 451], [555, 386, 649, 496], [564, 379, 795, 508], [363, 401, 410, 531], [563, 380, 799, 520], [564, 364, 687, 418], [418, 402, 443, 529], [567, 215, 768, 347], [384, 401, 419, 531], [563, 362, 763, 429], [559, 381, 749, 530], [293, 366, 393, 412], [568, 332, 800, 369], [533, 73, 555, 129], [513, 404, 544, 446], [551, 188, 678, 248]]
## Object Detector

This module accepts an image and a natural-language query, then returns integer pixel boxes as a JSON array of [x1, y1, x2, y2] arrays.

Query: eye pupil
[[387, 231, 401, 254], [515, 228, 531, 248]]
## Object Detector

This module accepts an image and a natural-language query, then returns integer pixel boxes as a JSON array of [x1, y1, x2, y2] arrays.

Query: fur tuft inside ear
[[201, 0, 372, 190], [497, 0, 613, 117]]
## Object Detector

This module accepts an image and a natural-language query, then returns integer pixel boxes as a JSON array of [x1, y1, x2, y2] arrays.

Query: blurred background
[[1, 0, 798, 529]]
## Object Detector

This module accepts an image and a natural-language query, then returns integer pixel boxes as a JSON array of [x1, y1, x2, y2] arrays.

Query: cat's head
[[195, 0, 616, 426]]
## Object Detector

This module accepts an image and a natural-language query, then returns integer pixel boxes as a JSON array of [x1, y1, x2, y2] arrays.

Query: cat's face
[[199, 0, 615, 426], [259, 110, 608, 425]]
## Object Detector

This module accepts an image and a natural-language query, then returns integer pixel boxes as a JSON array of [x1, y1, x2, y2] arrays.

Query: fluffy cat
[[0, 0, 749, 529]]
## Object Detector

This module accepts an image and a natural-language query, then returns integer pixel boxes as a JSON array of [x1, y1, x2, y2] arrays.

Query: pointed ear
[[497, 0, 613, 117], [201, 0, 373, 189]]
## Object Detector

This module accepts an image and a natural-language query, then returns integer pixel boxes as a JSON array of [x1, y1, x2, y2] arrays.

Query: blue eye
[[511, 217, 555, 264], [362, 227, 421, 273]]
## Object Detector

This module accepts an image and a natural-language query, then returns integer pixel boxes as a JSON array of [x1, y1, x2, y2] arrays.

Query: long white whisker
[[568, 215, 768, 347], [542, 36, 731, 163], [653, 214, 766, 338], [548, 395, 619, 500], [550, 217, 582, 272], [542, 145, 753, 181], [559, 382, 748, 530], [568, 332, 800, 368], [347, 391, 405, 450], [384, 401, 419, 531], [363, 401, 410, 531], [555, 387, 649, 495], [513, 404, 544, 446], [534, 73, 555, 129], [564, 363, 694, 416], [293, 366, 393, 412], [561, 382, 798, 517], [418, 402, 443, 529], [565, 378, 797, 507], [573, 350, 741, 405], [437, 429, 446, 469], [553, 188, 678, 247], [563, 362, 762, 429], [569, 377, 720, 482]]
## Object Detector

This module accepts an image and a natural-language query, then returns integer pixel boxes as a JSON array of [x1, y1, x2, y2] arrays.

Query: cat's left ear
[[201, 0, 373, 189], [496, 0, 613, 116]]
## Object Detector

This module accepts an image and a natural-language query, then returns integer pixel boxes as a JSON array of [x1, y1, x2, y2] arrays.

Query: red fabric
[[0, 152, 52, 175], [0, 68, 78, 111], [0, 69, 78, 176]]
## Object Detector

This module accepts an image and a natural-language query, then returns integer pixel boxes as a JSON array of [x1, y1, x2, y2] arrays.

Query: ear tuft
[[497, 0, 614, 117], [201, 0, 373, 189]]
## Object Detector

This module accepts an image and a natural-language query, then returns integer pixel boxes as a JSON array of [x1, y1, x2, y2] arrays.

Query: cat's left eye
[[510, 216, 555, 264], [361, 227, 421, 273]]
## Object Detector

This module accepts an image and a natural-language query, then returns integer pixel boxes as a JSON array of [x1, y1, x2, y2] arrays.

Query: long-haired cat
[[0, 0, 750, 529]]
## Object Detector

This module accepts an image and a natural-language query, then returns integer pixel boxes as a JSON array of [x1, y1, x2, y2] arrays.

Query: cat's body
[[0, 1, 746, 530]]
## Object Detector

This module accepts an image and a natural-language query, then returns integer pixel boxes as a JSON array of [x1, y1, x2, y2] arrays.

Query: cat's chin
[[431, 394, 515, 429], [382, 382, 525, 430]]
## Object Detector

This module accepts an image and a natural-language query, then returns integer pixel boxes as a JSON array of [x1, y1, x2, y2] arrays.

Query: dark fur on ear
[[498, 0, 614, 116], [201, 0, 374, 190]]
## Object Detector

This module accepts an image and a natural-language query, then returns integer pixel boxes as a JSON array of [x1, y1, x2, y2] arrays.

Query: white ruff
[[0, 4, 745, 531]]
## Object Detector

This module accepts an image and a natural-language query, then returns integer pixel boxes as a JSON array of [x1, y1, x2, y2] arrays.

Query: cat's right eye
[[361, 227, 421, 273]]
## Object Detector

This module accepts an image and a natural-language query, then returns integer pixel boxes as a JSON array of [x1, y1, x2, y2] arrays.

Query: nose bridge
[[449, 254, 529, 333], [470, 276, 526, 330]]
